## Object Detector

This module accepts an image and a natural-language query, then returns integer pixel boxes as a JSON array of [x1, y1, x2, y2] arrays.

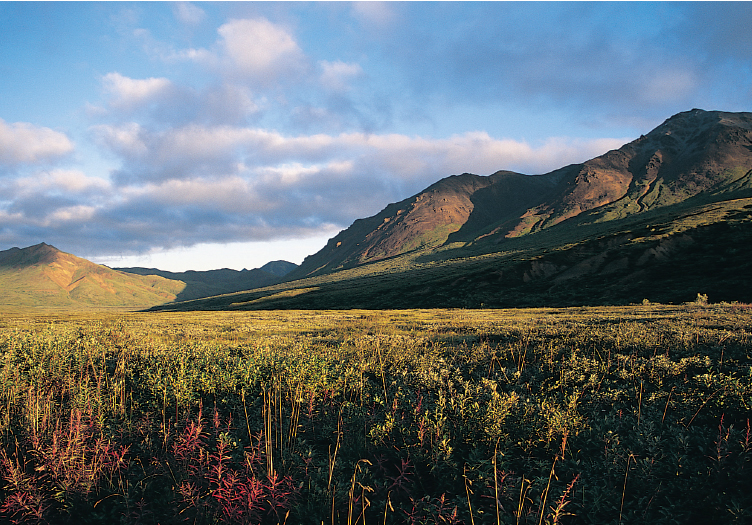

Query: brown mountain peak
[[293, 109, 752, 278], [0, 242, 66, 267]]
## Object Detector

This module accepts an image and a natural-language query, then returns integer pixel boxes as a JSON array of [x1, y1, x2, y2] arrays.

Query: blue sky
[[1, 2, 751, 271]]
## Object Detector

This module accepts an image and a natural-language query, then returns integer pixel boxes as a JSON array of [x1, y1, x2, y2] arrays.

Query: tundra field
[[0, 305, 750, 524]]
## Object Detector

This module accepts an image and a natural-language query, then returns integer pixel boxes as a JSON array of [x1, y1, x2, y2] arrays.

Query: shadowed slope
[[117, 260, 297, 301]]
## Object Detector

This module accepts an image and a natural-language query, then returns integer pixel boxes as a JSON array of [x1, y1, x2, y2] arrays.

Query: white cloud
[[0, 119, 74, 166], [158, 125, 256, 160], [47, 205, 98, 224], [0, 209, 24, 231], [92, 122, 149, 158], [96, 120, 626, 186], [103, 72, 173, 110], [174, 2, 205, 26], [255, 160, 354, 186], [124, 176, 267, 213], [319, 60, 364, 92], [217, 18, 305, 82], [198, 84, 259, 124], [16, 169, 110, 195], [170, 46, 215, 65], [332, 131, 625, 180]]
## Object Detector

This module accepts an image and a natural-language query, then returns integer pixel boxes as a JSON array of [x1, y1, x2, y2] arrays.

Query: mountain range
[[116, 261, 297, 302], [0, 243, 296, 308], [2, 109, 751, 310], [287, 109, 752, 279], [162, 108, 752, 310]]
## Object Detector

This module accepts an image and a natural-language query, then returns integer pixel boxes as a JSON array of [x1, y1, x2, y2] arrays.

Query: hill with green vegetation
[[155, 109, 752, 311], [0, 243, 185, 309]]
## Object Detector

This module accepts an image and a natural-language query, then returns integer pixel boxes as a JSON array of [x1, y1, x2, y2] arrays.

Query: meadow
[[0, 304, 749, 524]]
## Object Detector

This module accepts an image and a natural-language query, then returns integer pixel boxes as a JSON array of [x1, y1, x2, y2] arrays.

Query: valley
[[1, 109, 751, 523]]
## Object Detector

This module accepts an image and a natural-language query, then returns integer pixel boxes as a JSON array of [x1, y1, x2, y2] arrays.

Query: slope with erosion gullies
[[291, 109, 752, 280], [554, 108, 752, 228], [0, 243, 185, 308], [152, 196, 752, 311]]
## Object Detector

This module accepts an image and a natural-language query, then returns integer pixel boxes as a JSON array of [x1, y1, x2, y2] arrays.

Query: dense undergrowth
[[0, 305, 750, 524]]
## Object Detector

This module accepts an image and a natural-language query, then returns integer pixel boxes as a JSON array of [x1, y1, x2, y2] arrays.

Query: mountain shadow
[[116, 260, 298, 302]]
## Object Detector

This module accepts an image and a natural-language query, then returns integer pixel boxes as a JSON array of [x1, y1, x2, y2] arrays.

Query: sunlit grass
[[0, 305, 749, 523]]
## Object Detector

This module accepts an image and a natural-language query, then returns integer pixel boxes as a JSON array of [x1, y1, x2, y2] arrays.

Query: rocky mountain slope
[[289, 109, 752, 279]]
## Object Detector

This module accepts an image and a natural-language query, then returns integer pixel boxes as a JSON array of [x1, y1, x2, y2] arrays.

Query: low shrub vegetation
[[0, 305, 749, 523]]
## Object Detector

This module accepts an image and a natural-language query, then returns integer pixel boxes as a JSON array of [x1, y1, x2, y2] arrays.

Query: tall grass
[[0, 305, 749, 523]]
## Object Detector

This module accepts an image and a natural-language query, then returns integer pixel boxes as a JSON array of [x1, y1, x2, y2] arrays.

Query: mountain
[[155, 109, 752, 311], [0, 243, 185, 308], [258, 260, 298, 277], [289, 109, 752, 279], [116, 260, 297, 301], [285, 171, 557, 278]]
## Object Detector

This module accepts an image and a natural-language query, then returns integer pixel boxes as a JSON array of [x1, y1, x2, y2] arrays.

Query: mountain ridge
[[289, 109, 752, 280], [0, 243, 298, 308], [116, 260, 297, 301]]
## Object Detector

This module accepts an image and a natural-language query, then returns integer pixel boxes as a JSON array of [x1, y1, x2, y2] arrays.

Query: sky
[[1, 2, 751, 271]]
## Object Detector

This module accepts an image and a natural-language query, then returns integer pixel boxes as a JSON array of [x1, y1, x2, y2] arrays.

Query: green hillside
[[0, 243, 185, 309]]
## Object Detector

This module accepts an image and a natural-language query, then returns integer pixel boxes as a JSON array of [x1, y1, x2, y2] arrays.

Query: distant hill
[[0, 243, 185, 308], [116, 260, 297, 301], [258, 260, 298, 277], [154, 109, 752, 311], [0, 243, 298, 309]]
